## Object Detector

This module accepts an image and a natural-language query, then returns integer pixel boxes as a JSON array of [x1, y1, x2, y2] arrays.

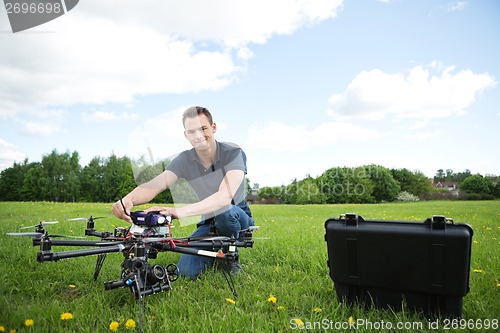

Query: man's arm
[[112, 170, 178, 222]]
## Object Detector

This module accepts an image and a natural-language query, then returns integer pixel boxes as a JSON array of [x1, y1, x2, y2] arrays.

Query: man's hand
[[144, 206, 182, 220], [112, 198, 133, 223]]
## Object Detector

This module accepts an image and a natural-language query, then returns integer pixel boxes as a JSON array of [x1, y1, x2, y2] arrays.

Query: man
[[112, 106, 254, 279]]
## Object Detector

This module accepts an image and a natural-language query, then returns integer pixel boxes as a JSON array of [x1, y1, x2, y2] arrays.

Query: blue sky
[[1, 0, 499, 187]]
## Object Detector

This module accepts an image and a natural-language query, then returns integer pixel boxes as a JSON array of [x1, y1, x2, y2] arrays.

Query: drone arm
[[37, 244, 131, 263], [151, 241, 247, 261], [174, 239, 254, 249], [33, 239, 124, 247]]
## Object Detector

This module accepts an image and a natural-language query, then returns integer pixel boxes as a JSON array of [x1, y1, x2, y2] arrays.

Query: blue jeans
[[176, 205, 254, 279]]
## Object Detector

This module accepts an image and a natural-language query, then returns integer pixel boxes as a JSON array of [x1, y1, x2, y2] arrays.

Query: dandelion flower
[[60, 312, 73, 320], [69, 285, 76, 289], [125, 319, 136, 329], [497, 283, 500, 288], [292, 318, 304, 329], [0, 325, 4, 333], [109, 321, 119, 331], [225, 298, 236, 305], [267, 296, 277, 304], [277, 306, 286, 311], [473, 269, 483, 273], [348, 316, 355, 325], [313, 307, 322, 314], [24, 319, 34, 327]]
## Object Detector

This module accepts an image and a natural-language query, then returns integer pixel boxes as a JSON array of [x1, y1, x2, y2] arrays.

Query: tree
[[460, 174, 493, 196], [0, 160, 32, 201], [294, 176, 327, 204], [258, 186, 284, 203], [318, 166, 374, 204], [21, 162, 46, 201], [435, 169, 445, 182], [39, 150, 81, 202], [102, 154, 136, 202], [363, 165, 400, 202], [455, 169, 472, 183], [410, 171, 435, 197], [80, 157, 105, 202], [391, 168, 434, 197]]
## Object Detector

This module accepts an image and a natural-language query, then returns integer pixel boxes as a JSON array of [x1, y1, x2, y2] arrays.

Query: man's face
[[183, 114, 216, 151]]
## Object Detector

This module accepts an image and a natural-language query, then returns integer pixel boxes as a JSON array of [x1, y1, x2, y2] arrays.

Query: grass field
[[0, 201, 498, 332]]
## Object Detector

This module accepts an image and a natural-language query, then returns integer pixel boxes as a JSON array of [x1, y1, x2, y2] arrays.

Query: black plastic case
[[324, 213, 473, 317]]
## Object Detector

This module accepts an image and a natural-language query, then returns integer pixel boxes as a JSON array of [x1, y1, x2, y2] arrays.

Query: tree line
[[0, 149, 498, 203], [256, 165, 500, 204], [0, 149, 173, 203]]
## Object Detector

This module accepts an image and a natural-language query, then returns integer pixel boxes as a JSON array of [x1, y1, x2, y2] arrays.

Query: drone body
[[8, 211, 255, 300]]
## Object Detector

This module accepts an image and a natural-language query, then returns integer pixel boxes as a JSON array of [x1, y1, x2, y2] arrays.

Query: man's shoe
[[226, 259, 242, 274]]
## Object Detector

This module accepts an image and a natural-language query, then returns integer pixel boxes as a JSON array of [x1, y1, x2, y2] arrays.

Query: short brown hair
[[182, 106, 213, 127]]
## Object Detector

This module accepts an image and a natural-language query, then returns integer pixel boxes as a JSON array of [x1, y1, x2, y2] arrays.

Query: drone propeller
[[7, 232, 44, 237], [67, 216, 106, 221], [19, 221, 59, 229], [7, 232, 86, 239], [242, 226, 260, 232]]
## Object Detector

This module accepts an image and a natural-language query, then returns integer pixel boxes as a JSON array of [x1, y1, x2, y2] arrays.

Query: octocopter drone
[[7, 211, 256, 299]]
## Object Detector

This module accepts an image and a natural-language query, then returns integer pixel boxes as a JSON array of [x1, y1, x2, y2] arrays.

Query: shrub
[[396, 191, 420, 202]]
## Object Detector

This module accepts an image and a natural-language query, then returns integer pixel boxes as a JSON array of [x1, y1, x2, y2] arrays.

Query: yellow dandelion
[[497, 283, 500, 288], [348, 316, 355, 325], [9, 330, 15, 333], [24, 319, 34, 327], [292, 318, 304, 329], [267, 296, 277, 304], [277, 306, 286, 311], [473, 269, 483, 273], [313, 307, 322, 314], [125, 319, 136, 329], [69, 285, 76, 289], [0, 325, 4, 333], [60, 312, 73, 320], [109, 321, 119, 331], [225, 298, 236, 305]]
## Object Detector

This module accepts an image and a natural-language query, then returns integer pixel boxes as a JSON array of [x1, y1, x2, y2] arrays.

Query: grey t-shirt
[[166, 141, 247, 208]]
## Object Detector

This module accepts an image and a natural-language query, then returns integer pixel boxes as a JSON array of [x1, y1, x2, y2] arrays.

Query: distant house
[[433, 180, 459, 191]]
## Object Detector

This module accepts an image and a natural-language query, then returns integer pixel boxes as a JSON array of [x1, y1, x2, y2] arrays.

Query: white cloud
[[247, 121, 381, 152], [446, 1, 467, 12], [17, 109, 66, 137], [127, 107, 188, 162], [404, 131, 440, 141], [327, 63, 497, 121], [0, 138, 25, 170], [76, 0, 342, 47], [0, 0, 343, 118], [410, 119, 429, 130], [82, 111, 139, 123]]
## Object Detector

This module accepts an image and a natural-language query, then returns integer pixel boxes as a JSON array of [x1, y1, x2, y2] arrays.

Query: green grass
[[0, 201, 499, 332]]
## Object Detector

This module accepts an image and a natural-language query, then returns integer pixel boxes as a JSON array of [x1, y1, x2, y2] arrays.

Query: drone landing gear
[[94, 254, 107, 281]]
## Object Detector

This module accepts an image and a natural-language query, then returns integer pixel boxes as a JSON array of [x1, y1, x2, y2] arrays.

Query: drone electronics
[[8, 212, 256, 300]]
